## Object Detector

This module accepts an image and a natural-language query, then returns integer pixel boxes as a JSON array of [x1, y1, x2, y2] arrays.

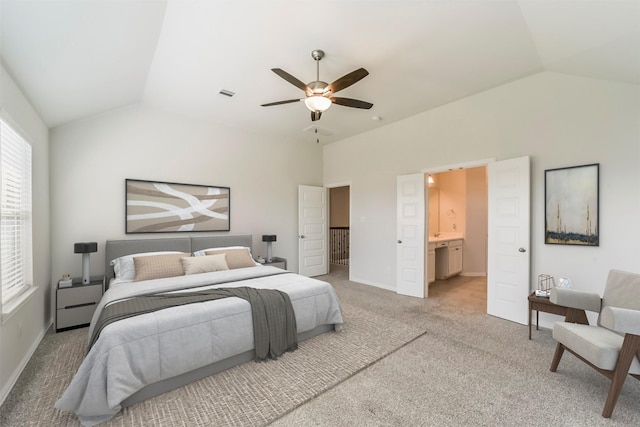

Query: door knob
[[299, 235, 305, 239], [397, 240, 402, 244], [518, 247, 526, 253]]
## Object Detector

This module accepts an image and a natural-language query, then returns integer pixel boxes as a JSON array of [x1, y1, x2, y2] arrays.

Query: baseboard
[[0, 319, 52, 406], [349, 276, 395, 292], [460, 272, 487, 277]]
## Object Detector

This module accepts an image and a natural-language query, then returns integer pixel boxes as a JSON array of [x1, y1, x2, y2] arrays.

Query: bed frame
[[103, 235, 335, 407]]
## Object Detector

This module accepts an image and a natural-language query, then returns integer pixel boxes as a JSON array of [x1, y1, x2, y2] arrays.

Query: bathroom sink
[[428, 232, 463, 243]]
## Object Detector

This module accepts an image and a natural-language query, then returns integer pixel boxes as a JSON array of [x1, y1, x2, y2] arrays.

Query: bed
[[55, 235, 343, 426]]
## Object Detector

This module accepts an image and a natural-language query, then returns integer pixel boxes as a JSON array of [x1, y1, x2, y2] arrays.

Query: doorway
[[426, 166, 487, 309], [398, 156, 531, 324], [329, 186, 350, 273]]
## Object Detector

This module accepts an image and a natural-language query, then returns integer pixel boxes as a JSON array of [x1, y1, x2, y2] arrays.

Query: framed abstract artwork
[[544, 163, 599, 246], [125, 179, 230, 233]]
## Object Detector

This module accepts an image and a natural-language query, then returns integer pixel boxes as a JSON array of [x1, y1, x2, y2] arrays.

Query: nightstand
[[264, 257, 287, 270], [56, 278, 104, 332]]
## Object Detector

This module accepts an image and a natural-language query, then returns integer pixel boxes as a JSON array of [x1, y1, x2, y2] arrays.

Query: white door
[[487, 156, 530, 324], [298, 185, 328, 277], [396, 174, 425, 298]]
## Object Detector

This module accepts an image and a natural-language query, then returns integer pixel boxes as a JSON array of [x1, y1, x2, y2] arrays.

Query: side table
[[56, 278, 104, 332], [264, 257, 287, 270], [528, 291, 589, 339]]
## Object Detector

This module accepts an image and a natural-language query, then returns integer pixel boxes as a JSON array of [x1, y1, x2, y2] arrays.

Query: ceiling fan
[[261, 49, 373, 121]]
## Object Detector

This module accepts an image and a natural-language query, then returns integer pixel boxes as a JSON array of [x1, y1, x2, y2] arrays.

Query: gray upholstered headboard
[[104, 235, 253, 284]]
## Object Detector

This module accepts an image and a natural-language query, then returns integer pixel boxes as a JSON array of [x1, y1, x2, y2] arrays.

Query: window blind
[[1, 118, 33, 305]]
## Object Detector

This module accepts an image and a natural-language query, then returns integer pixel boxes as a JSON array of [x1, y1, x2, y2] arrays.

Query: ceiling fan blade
[[261, 99, 302, 107], [331, 97, 373, 109], [328, 68, 369, 94], [271, 68, 310, 93], [311, 111, 322, 121]]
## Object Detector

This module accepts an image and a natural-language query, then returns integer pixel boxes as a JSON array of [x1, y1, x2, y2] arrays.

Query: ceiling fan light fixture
[[304, 95, 332, 112], [262, 49, 372, 121]]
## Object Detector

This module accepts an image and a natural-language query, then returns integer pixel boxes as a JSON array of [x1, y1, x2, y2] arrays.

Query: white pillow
[[110, 251, 184, 281], [193, 246, 260, 266], [193, 246, 250, 256], [181, 254, 229, 275]]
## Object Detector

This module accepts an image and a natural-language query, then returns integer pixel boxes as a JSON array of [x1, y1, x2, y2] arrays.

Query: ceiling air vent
[[219, 89, 235, 97]]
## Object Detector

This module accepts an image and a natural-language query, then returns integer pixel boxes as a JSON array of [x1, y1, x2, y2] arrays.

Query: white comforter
[[55, 267, 343, 426]]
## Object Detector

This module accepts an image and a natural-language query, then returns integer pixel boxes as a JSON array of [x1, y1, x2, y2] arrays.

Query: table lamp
[[262, 235, 277, 263], [74, 242, 97, 284]]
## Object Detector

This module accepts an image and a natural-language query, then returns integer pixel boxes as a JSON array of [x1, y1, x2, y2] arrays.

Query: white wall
[[323, 71, 640, 320], [0, 66, 50, 403], [49, 105, 323, 287]]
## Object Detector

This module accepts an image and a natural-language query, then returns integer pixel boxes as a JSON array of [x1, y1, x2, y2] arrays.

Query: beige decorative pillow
[[181, 254, 229, 275], [133, 252, 190, 282], [204, 248, 256, 269]]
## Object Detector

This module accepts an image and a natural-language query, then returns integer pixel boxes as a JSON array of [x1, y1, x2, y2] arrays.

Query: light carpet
[[25, 302, 426, 426]]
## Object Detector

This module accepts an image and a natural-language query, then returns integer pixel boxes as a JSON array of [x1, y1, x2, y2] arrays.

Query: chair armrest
[[550, 287, 601, 312], [600, 306, 640, 335]]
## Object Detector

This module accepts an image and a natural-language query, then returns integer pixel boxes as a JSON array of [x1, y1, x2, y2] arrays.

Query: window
[[1, 118, 33, 307]]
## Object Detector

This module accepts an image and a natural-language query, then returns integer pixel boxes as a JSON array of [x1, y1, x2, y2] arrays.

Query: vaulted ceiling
[[2, 1, 638, 144]]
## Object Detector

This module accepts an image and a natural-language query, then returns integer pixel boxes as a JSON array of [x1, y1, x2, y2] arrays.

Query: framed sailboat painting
[[544, 163, 599, 246]]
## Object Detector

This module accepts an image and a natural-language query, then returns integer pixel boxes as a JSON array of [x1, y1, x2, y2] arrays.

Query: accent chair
[[549, 269, 640, 418]]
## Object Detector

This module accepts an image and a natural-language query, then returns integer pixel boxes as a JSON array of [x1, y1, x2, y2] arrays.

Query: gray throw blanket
[[89, 286, 298, 361]]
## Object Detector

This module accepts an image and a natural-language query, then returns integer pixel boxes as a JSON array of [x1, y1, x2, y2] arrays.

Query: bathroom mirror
[[428, 187, 439, 235]]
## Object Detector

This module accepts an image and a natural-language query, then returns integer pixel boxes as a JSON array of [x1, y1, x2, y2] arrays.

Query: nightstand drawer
[[57, 284, 102, 309], [57, 304, 98, 330]]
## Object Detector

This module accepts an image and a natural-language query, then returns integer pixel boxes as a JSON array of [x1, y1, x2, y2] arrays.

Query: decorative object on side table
[[74, 242, 97, 284], [59, 273, 73, 288], [558, 277, 572, 288], [535, 273, 555, 298], [262, 234, 277, 262]]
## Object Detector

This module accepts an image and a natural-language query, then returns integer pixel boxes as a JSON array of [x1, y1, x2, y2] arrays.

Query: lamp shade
[[74, 242, 97, 253], [304, 96, 332, 112]]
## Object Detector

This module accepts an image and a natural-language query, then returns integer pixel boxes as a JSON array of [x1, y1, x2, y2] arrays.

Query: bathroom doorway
[[329, 186, 350, 273], [426, 166, 487, 310]]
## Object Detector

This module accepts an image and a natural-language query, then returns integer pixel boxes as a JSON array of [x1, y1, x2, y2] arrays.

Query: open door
[[396, 173, 425, 298], [487, 156, 530, 324], [298, 185, 328, 277]]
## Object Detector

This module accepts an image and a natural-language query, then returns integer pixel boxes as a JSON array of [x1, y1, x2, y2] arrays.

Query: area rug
[[27, 303, 426, 426]]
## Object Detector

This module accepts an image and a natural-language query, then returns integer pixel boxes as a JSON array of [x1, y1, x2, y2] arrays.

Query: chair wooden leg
[[550, 342, 565, 372], [602, 334, 640, 418]]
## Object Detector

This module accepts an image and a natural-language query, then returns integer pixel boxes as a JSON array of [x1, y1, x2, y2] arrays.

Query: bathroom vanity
[[429, 234, 464, 281]]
